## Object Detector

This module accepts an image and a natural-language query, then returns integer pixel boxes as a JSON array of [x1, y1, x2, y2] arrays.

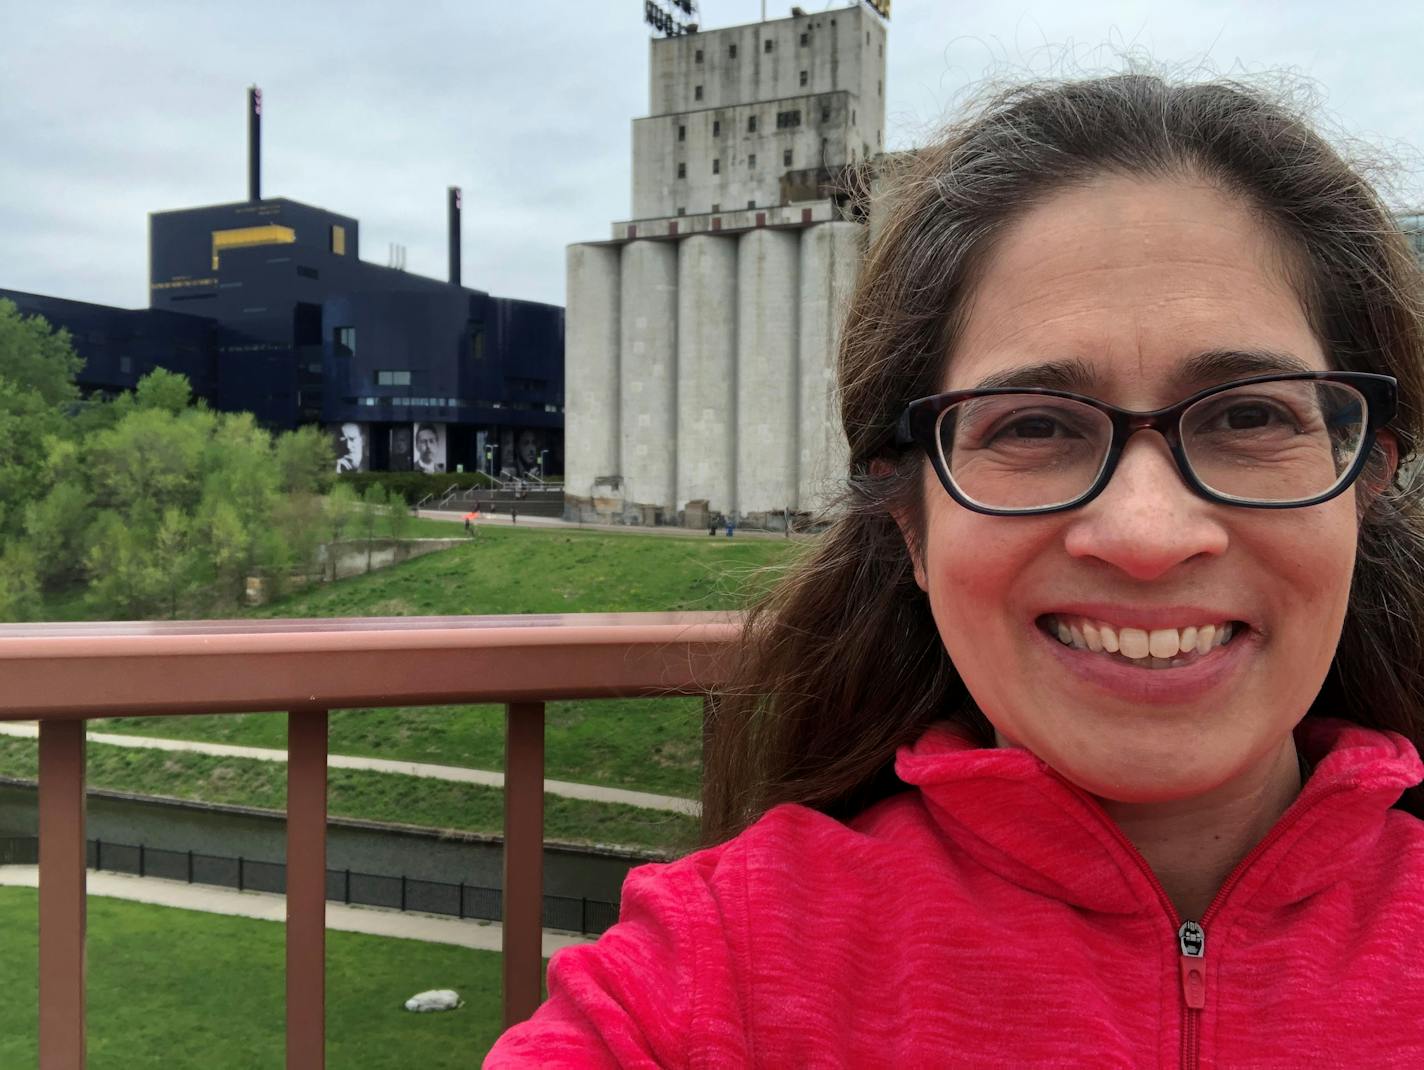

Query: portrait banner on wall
[[498, 428, 517, 479], [389, 424, 413, 471], [414, 422, 447, 474], [515, 428, 544, 476], [331, 422, 368, 473]]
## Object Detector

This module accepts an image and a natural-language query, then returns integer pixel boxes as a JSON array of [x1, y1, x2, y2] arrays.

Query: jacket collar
[[893, 717, 1423, 916]]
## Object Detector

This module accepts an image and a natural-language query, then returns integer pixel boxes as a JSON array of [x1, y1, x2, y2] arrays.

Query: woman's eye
[[1006, 416, 1061, 438]]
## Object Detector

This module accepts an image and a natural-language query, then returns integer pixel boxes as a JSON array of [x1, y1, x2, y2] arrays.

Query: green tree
[[323, 482, 359, 580], [0, 543, 42, 622], [133, 367, 192, 414], [0, 301, 83, 541]]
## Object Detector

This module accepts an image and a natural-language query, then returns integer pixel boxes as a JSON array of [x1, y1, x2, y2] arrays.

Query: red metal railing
[[0, 612, 738, 1068]]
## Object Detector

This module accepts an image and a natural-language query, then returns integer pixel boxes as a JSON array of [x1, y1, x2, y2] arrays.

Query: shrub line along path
[[0, 723, 699, 816], [0, 864, 592, 956]]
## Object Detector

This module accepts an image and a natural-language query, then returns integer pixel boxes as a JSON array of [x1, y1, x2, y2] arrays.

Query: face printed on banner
[[334, 422, 365, 472]]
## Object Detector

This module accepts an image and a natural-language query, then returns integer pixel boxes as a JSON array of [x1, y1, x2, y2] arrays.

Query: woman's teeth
[[1049, 616, 1235, 669]]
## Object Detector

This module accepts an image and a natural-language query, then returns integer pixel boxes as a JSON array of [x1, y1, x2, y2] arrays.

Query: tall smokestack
[[448, 186, 462, 286], [248, 86, 262, 202]]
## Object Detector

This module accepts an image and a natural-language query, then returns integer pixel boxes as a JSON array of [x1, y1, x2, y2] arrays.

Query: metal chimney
[[248, 86, 262, 202], [448, 186, 462, 286]]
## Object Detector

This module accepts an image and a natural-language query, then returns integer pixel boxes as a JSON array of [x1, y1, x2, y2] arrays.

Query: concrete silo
[[675, 235, 738, 520], [798, 221, 864, 515], [736, 228, 800, 524], [564, 244, 621, 507], [619, 240, 679, 518]]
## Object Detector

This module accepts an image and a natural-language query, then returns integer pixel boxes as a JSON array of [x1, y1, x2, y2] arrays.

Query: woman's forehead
[[942, 175, 1325, 397]]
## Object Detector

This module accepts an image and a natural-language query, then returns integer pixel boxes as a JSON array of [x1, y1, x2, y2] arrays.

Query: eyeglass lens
[[936, 380, 1369, 511]]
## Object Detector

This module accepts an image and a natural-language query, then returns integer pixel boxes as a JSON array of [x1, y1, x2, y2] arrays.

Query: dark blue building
[[6, 195, 564, 478], [146, 194, 564, 476], [0, 288, 218, 403]]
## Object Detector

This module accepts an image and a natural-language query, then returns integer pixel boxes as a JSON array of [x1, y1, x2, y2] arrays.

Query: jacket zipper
[[1044, 768, 1347, 1070]]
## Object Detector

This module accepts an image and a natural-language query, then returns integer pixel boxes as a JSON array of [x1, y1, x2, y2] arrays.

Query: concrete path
[[0, 864, 593, 955], [416, 507, 802, 541], [0, 722, 699, 817]]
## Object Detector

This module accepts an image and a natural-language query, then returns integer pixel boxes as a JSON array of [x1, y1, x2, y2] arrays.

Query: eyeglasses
[[896, 372, 1397, 516]]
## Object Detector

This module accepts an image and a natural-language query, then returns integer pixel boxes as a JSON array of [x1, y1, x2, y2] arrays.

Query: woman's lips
[[1034, 615, 1253, 705]]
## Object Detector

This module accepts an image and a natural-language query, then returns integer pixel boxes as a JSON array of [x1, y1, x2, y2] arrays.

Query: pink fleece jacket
[[486, 719, 1424, 1068]]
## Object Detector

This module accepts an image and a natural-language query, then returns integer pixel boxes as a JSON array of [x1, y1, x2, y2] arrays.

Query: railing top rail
[[0, 611, 741, 720]]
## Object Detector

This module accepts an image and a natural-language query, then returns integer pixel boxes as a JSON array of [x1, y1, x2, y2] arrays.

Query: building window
[[764, 39, 773, 53], [330, 225, 346, 255], [119, 355, 133, 375], [852, 109, 856, 124], [747, 115, 757, 133], [711, 203, 720, 212], [800, 32, 809, 45], [333, 326, 356, 355], [470, 325, 485, 361], [748, 153, 756, 167], [776, 109, 802, 129], [713, 119, 720, 136], [783, 149, 793, 166], [694, 85, 703, 101], [296, 265, 319, 279], [747, 200, 756, 209], [800, 70, 808, 86], [677, 162, 686, 178], [878, 79, 882, 96], [729, 43, 737, 58], [678, 124, 685, 141], [712, 158, 720, 174], [376, 370, 412, 387], [677, 207, 687, 216], [821, 105, 831, 121], [695, 48, 703, 63]]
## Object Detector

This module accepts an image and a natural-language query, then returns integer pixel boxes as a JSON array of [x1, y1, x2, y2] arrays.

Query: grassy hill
[[5, 523, 809, 852]]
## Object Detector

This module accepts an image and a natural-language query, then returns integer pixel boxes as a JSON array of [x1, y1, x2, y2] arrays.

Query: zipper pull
[[1178, 920, 1207, 1010]]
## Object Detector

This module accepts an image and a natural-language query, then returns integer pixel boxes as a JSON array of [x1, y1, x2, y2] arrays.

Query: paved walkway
[[0, 723, 698, 816], [416, 507, 802, 541], [0, 864, 593, 955]]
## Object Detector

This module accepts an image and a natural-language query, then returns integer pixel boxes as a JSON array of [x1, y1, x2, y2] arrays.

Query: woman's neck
[[1096, 739, 1304, 922]]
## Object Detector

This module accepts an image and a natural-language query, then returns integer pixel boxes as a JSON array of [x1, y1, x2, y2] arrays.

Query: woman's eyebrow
[[970, 358, 1099, 392], [1173, 348, 1315, 391]]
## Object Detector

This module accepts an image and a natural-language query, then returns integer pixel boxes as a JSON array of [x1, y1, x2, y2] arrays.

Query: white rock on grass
[[404, 989, 465, 1013]]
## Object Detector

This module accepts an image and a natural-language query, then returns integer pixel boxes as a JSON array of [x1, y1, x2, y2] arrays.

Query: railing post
[[286, 708, 329, 1070], [187, 849, 194, 883], [502, 701, 545, 1028], [138, 843, 145, 878], [238, 856, 245, 892], [400, 875, 407, 912], [95, 837, 102, 872], [344, 868, 351, 905], [39, 718, 86, 1070]]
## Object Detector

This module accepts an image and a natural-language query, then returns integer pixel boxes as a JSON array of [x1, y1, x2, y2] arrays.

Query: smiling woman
[[486, 75, 1424, 1067]]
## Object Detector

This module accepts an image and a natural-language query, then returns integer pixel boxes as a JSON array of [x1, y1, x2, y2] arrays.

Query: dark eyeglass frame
[[895, 371, 1398, 516]]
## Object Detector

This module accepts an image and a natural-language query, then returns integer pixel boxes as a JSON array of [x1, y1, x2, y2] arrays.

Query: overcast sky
[[4, 1, 1422, 312]]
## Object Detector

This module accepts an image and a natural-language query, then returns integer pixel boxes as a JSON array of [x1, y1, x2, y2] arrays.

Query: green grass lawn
[[0, 885, 512, 1068]]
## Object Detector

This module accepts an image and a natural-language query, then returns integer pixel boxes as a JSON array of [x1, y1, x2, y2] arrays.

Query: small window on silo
[[764, 39, 773, 53], [729, 43, 737, 58], [695, 85, 703, 101], [695, 49, 704, 63]]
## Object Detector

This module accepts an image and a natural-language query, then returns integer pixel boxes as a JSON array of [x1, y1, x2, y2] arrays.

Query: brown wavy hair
[[702, 74, 1424, 843]]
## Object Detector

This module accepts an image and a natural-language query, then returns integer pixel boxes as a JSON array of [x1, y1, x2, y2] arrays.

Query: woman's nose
[[1061, 433, 1229, 581]]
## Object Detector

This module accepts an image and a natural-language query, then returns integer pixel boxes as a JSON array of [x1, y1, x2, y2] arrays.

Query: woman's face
[[914, 174, 1361, 804]]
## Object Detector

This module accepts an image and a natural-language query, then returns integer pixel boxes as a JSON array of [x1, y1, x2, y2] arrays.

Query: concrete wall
[[634, 6, 887, 220], [619, 241, 679, 512], [565, 244, 621, 500], [735, 228, 800, 519], [676, 235, 738, 513], [797, 221, 863, 514]]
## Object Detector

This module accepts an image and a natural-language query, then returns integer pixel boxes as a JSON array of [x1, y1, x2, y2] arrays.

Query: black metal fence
[[0, 835, 620, 936]]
